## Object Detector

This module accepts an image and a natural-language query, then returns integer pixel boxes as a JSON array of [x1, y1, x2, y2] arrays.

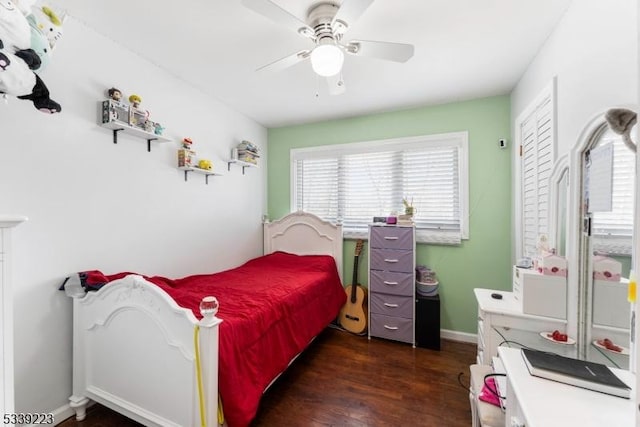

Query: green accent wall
[[267, 95, 512, 334]]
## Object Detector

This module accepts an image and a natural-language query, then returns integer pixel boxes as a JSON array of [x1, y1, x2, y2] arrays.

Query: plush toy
[[12, 0, 35, 16], [17, 0, 64, 73], [31, 5, 62, 50], [0, 0, 60, 113], [24, 13, 50, 71], [0, 0, 29, 49], [154, 123, 165, 135]]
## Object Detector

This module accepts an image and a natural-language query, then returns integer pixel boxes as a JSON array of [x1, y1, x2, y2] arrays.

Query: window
[[516, 81, 556, 259], [291, 132, 468, 244], [591, 129, 635, 255]]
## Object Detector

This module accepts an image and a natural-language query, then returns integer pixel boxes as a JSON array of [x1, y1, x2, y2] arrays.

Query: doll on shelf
[[128, 94, 142, 109], [108, 87, 122, 102]]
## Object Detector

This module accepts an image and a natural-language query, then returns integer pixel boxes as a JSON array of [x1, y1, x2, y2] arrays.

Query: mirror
[[578, 122, 635, 369]]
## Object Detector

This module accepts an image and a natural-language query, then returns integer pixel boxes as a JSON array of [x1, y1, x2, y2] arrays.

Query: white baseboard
[[441, 329, 477, 344], [52, 404, 76, 426], [23, 401, 95, 426], [19, 403, 74, 427]]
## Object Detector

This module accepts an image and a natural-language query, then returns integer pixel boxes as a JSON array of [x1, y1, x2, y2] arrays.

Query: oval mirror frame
[[548, 153, 569, 256]]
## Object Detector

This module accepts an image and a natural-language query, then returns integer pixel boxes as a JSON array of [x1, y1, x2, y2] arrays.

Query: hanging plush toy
[[31, 5, 62, 50], [0, 0, 61, 113]]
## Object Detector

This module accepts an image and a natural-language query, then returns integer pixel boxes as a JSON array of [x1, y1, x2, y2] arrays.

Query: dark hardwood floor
[[59, 327, 475, 426]]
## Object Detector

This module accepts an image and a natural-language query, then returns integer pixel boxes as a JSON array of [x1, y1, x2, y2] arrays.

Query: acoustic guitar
[[338, 239, 368, 334]]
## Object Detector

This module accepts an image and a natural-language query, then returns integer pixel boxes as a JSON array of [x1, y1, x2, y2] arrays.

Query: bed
[[66, 211, 345, 427]]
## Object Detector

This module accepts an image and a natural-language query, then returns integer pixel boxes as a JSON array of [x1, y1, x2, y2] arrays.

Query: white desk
[[498, 347, 635, 427]]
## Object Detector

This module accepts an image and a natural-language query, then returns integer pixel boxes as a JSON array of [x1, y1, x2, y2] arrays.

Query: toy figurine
[[154, 122, 165, 135], [128, 94, 141, 109], [108, 87, 122, 102], [178, 137, 195, 168]]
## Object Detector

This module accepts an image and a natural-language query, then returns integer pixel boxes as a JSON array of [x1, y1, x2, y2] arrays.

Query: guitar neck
[[350, 255, 360, 302]]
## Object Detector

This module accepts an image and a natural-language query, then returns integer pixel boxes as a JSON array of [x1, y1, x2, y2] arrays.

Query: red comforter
[[82, 252, 346, 427]]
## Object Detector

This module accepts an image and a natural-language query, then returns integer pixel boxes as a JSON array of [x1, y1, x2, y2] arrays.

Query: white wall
[[0, 18, 267, 418], [512, 0, 638, 157], [510, 0, 638, 263]]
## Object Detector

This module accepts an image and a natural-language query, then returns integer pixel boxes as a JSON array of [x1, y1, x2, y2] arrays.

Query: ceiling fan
[[241, 0, 415, 95]]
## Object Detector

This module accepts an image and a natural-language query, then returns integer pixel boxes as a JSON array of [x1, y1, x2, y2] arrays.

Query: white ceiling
[[57, 0, 572, 128]]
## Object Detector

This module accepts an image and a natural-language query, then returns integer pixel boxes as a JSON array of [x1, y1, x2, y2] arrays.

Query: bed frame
[[68, 211, 342, 426]]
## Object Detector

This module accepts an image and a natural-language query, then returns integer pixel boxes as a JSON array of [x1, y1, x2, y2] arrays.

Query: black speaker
[[415, 294, 440, 350]]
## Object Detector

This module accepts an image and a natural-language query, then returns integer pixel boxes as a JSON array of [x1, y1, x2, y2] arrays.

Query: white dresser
[[368, 224, 415, 346], [0, 216, 26, 417], [474, 288, 571, 366]]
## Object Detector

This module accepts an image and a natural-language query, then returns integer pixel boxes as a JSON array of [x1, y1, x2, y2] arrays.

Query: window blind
[[520, 95, 554, 258], [591, 129, 635, 255], [292, 133, 468, 244]]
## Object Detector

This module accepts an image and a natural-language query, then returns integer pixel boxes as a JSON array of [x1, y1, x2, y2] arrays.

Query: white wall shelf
[[101, 121, 171, 152], [178, 166, 222, 184], [100, 100, 170, 152], [226, 159, 257, 175]]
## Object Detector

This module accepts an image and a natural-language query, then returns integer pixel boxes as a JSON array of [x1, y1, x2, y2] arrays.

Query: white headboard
[[263, 211, 343, 282]]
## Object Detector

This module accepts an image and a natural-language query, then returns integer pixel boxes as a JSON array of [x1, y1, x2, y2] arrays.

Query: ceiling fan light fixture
[[310, 44, 344, 77]]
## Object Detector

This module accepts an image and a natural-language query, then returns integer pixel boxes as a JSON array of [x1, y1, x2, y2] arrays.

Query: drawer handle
[[383, 325, 399, 330], [383, 303, 399, 308], [383, 236, 399, 240], [383, 281, 398, 286], [384, 259, 399, 263]]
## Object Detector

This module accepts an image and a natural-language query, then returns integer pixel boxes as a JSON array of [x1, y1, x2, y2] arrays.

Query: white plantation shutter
[[292, 133, 468, 244], [591, 129, 635, 255], [520, 95, 554, 258]]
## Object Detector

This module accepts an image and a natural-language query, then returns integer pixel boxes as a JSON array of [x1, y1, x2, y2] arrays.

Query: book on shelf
[[521, 348, 631, 399]]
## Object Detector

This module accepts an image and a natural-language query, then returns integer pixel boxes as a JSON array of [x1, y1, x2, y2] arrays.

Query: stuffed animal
[[0, 0, 60, 113], [31, 4, 62, 50], [16, 0, 64, 72], [12, 0, 35, 16], [25, 13, 50, 72], [0, 0, 30, 50]]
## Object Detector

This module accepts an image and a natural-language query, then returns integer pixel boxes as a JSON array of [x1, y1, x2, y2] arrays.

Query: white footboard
[[68, 275, 221, 427]]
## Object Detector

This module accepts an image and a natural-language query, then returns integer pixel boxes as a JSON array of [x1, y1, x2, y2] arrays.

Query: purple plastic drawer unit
[[370, 313, 413, 344], [370, 293, 413, 318], [369, 270, 413, 296], [370, 226, 413, 250], [368, 224, 416, 346], [370, 248, 413, 273]]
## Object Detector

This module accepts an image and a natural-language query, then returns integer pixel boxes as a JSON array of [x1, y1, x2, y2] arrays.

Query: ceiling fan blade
[[332, 0, 374, 34], [326, 74, 346, 95], [242, 0, 315, 39], [346, 40, 414, 62], [257, 50, 311, 73]]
